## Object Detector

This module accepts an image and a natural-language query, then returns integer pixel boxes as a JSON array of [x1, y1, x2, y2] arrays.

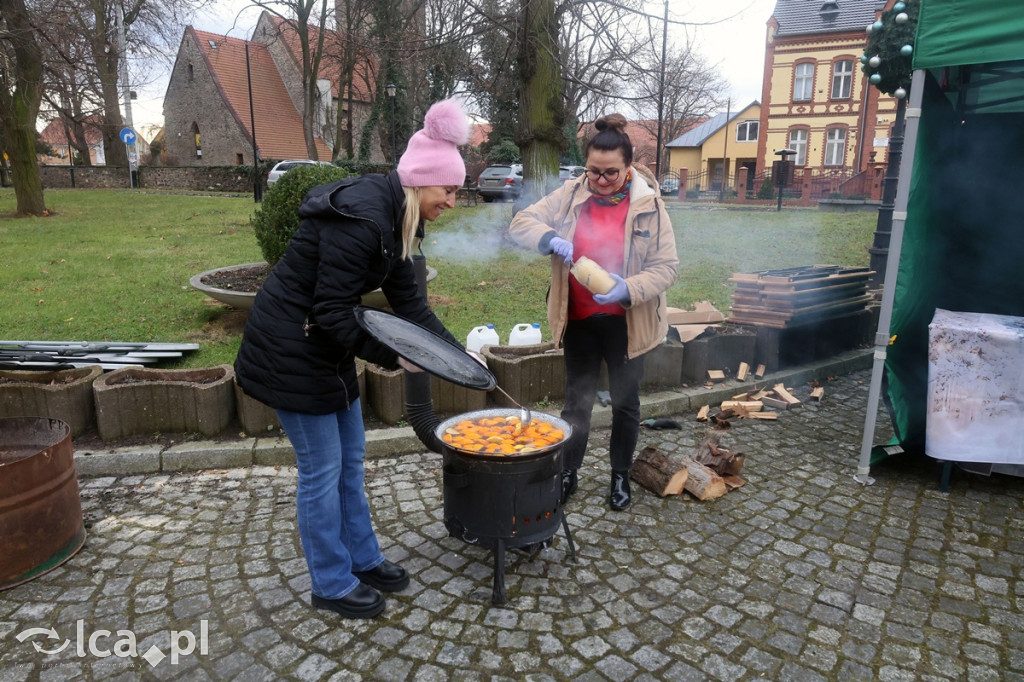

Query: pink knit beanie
[[397, 98, 470, 187]]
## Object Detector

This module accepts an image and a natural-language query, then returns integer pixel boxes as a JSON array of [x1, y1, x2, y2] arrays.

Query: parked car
[[659, 178, 680, 196], [477, 164, 523, 202], [267, 159, 333, 187], [559, 166, 585, 183]]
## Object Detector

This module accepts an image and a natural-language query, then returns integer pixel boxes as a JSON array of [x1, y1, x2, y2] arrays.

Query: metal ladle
[[493, 384, 532, 427]]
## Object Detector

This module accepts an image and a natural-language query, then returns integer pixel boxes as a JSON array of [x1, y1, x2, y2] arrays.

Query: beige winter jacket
[[509, 166, 679, 359]]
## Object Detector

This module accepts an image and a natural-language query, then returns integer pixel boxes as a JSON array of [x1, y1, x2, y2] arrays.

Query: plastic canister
[[508, 323, 542, 346], [466, 324, 500, 352]]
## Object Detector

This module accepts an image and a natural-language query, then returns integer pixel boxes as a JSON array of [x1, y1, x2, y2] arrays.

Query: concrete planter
[[680, 326, 757, 385], [642, 343, 685, 389], [365, 364, 404, 425], [430, 375, 487, 416], [0, 366, 103, 436], [234, 380, 280, 435], [93, 365, 235, 441], [482, 342, 565, 406], [365, 362, 488, 425]]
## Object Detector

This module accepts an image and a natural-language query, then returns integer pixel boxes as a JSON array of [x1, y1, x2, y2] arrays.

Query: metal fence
[[660, 167, 872, 202]]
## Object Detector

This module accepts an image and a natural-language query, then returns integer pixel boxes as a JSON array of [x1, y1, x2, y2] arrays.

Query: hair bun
[[594, 113, 628, 134], [422, 98, 470, 146]]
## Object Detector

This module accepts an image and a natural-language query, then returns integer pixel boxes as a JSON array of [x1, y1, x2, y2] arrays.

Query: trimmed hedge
[[251, 164, 352, 266]]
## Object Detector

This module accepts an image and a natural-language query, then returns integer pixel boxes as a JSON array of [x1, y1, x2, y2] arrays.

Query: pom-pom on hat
[[397, 98, 470, 187]]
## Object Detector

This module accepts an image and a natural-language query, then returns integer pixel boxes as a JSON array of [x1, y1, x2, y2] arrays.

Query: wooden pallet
[[727, 265, 875, 329]]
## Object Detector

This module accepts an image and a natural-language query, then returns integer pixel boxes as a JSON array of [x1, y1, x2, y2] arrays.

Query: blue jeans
[[276, 400, 384, 600]]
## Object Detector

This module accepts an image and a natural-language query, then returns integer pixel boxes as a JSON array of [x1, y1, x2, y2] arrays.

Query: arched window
[[788, 127, 809, 166], [187, 62, 194, 82], [831, 59, 854, 100], [824, 126, 847, 166], [793, 62, 815, 102], [192, 123, 202, 158]]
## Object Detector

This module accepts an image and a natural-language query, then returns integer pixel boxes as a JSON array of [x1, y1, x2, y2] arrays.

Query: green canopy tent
[[857, 0, 1024, 482]]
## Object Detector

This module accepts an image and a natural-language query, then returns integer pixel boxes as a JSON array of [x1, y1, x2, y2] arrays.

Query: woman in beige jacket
[[509, 114, 678, 510]]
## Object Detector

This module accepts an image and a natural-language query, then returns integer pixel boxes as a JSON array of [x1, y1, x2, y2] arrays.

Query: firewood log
[[691, 430, 745, 476], [631, 446, 689, 496], [680, 457, 728, 500]]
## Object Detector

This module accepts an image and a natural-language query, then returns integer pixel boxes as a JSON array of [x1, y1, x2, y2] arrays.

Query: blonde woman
[[235, 99, 468, 619]]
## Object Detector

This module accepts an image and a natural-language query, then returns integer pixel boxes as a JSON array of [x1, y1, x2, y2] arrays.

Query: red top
[[568, 196, 630, 320]]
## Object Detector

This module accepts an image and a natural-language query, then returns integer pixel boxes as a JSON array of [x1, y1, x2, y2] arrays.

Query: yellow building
[[664, 101, 761, 193], [758, 0, 899, 180]]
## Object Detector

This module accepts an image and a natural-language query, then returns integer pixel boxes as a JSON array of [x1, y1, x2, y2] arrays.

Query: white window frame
[[831, 60, 853, 99], [793, 63, 814, 101], [824, 128, 846, 166], [788, 129, 808, 166], [736, 121, 758, 142]]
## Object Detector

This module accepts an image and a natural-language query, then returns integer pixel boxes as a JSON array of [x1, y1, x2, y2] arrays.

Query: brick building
[[757, 0, 899, 176], [162, 11, 377, 166]]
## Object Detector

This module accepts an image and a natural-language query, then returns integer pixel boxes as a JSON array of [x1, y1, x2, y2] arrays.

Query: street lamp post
[[245, 39, 263, 203], [386, 83, 397, 168]]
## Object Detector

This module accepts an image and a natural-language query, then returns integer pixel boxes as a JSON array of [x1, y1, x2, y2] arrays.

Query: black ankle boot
[[561, 468, 578, 504], [610, 470, 631, 511]]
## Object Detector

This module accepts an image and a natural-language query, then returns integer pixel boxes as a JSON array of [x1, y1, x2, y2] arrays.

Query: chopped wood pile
[[726, 265, 875, 328], [632, 431, 746, 501]]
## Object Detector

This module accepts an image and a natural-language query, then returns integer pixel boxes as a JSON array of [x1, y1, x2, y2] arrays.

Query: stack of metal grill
[[726, 265, 875, 329], [0, 341, 200, 370]]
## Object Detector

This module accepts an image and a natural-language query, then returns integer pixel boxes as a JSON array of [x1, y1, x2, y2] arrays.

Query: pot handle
[[443, 465, 469, 488]]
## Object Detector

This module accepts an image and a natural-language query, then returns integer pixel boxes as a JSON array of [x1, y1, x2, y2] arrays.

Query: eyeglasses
[[585, 167, 621, 183]]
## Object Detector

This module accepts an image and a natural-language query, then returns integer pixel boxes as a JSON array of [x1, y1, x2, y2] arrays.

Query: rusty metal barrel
[[0, 417, 86, 590]]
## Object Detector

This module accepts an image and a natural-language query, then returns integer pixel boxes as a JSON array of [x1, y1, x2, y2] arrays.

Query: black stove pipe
[[403, 254, 443, 453]]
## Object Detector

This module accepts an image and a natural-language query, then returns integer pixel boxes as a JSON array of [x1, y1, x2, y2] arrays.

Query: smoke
[[424, 203, 517, 263], [423, 173, 570, 262]]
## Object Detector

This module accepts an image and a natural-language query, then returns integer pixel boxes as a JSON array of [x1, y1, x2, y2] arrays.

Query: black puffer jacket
[[234, 171, 456, 415]]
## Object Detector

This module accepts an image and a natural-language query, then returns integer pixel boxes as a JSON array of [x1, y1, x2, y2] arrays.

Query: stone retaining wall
[[39, 164, 254, 192]]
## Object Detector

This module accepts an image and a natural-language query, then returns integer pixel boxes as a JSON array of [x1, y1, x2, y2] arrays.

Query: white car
[[267, 159, 333, 187]]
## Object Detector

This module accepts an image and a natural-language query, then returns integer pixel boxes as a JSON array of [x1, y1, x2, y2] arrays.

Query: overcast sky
[[127, 0, 777, 137]]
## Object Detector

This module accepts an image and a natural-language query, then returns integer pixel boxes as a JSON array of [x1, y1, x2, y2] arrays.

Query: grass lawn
[[0, 188, 876, 368]]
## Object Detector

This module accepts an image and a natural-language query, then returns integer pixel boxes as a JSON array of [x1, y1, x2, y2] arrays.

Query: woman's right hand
[[549, 237, 573, 264], [398, 356, 424, 373]]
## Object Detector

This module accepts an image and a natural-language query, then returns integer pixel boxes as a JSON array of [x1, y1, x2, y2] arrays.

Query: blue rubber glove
[[593, 274, 630, 305], [548, 236, 573, 264]]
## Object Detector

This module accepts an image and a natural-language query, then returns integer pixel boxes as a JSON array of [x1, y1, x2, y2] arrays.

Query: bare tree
[[627, 39, 726, 171], [0, 0, 47, 215]]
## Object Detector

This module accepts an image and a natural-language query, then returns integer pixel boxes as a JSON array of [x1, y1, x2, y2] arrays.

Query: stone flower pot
[[93, 365, 235, 441], [482, 342, 565, 406], [365, 362, 486, 425], [0, 365, 103, 436], [233, 363, 368, 434], [642, 342, 685, 389], [190, 263, 437, 310], [680, 325, 757, 385]]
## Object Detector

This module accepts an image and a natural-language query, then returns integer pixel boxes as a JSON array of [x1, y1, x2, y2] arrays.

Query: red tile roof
[[192, 27, 332, 161], [38, 116, 104, 146], [267, 15, 375, 102]]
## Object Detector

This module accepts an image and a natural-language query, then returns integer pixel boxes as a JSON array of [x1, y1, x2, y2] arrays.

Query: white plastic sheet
[[927, 308, 1024, 463]]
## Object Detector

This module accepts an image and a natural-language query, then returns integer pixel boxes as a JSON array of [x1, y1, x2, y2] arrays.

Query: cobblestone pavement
[[3, 368, 1024, 681]]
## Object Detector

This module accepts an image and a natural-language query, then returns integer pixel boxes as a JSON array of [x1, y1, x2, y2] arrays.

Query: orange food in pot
[[442, 416, 566, 455]]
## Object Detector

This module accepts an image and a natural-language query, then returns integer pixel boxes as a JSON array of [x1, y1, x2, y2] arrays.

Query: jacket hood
[[298, 171, 405, 234]]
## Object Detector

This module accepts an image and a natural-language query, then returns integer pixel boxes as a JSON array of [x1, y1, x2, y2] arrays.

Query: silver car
[[267, 159, 332, 187], [476, 164, 523, 202]]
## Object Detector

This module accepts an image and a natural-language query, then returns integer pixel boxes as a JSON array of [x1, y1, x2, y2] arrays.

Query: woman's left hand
[[593, 274, 630, 305]]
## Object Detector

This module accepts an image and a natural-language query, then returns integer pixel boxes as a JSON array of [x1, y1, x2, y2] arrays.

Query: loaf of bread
[[570, 256, 616, 295]]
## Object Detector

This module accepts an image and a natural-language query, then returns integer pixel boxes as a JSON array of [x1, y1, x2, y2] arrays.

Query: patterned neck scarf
[[589, 170, 632, 206]]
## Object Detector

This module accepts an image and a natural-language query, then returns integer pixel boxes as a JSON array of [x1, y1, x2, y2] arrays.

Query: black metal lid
[[354, 306, 497, 391]]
